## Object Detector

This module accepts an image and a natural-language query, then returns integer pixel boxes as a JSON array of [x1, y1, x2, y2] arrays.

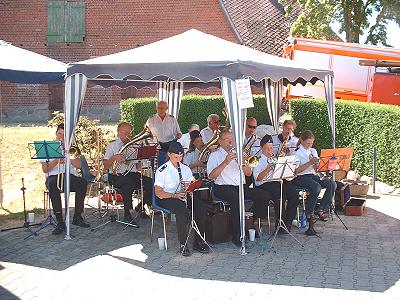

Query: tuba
[[112, 125, 153, 175]]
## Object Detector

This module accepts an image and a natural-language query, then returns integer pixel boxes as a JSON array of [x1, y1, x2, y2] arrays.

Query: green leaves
[[291, 99, 400, 186]]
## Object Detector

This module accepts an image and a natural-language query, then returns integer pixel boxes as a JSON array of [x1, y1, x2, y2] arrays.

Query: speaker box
[[206, 211, 230, 244]]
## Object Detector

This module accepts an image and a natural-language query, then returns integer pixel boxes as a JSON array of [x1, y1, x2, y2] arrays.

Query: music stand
[[318, 148, 353, 230], [182, 180, 212, 254], [25, 141, 64, 239], [268, 155, 304, 249]]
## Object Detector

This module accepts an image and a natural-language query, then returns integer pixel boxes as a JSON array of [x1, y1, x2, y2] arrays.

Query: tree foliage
[[285, 0, 400, 46]]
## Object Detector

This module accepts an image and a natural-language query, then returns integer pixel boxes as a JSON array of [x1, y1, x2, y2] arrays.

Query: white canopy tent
[[0, 40, 66, 209], [64, 29, 335, 251]]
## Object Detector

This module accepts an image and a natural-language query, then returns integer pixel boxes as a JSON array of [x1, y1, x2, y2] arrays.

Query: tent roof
[[0, 40, 67, 84], [67, 29, 333, 86]]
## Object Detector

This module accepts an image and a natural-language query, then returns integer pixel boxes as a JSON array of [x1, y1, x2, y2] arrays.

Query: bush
[[290, 98, 400, 187], [120, 94, 272, 134]]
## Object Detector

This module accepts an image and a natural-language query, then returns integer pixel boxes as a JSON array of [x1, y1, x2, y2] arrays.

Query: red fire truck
[[284, 38, 400, 105]]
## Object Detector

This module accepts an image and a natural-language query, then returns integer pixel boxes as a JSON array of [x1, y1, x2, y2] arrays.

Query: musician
[[40, 124, 89, 235], [177, 123, 200, 154], [243, 117, 260, 186], [207, 131, 269, 247], [155, 141, 210, 256], [146, 100, 182, 165], [252, 135, 299, 232], [291, 130, 337, 236], [182, 130, 206, 178], [200, 114, 220, 144], [244, 117, 260, 156], [103, 122, 153, 225], [272, 119, 299, 156]]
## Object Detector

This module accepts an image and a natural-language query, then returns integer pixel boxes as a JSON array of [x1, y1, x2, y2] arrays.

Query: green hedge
[[121, 94, 271, 134], [290, 98, 400, 187]]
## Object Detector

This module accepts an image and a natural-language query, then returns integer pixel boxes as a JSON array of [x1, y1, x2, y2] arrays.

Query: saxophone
[[243, 134, 260, 167], [276, 136, 289, 158]]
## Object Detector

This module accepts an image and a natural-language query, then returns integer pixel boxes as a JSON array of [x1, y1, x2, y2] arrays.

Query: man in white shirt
[[200, 114, 220, 144], [146, 101, 182, 164], [40, 124, 89, 235], [272, 119, 299, 157], [103, 122, 153, 226], [177, 123, 200, 153], [207, 131, 269, 247]]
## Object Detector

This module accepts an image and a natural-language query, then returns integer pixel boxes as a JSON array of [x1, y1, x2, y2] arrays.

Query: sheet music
[[271, 155, 296, 179]]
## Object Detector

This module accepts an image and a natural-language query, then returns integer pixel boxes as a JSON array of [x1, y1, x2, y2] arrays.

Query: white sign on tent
[[235, 78, 254, 109]]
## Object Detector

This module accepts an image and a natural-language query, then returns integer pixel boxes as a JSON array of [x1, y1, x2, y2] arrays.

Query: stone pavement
[[1, 194, 400, 300]]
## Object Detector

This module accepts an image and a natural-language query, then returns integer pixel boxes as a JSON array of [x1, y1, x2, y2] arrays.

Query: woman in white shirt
[[292, 130, 337, 236], [154, 141, 210, 256], [253, 135, 299, 232], [182, 130, 206, 178]]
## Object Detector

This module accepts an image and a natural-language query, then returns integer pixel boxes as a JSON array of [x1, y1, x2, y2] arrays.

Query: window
[[48, 1, 85, 44]]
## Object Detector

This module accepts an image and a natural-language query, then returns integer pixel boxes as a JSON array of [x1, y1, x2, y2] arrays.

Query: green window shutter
[[47, 1, 65, 44], [66, 1, 85, 43]]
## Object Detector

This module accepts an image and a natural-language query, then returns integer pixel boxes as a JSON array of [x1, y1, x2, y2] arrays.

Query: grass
[[0, 124, 117, 226]]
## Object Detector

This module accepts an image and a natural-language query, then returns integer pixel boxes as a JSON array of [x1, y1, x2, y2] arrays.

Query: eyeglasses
[[247, 125, 257, 129]]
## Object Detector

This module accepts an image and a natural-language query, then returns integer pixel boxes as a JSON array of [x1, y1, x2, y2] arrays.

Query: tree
[[284, 0, 400, 46]]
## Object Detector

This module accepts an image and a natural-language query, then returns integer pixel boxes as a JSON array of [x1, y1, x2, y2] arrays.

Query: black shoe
[[193, 240, 210, 254], [305, 227, 318, 236], [72, 216, 90, 228], [179, 244, 191, 257], [52, 222, 66, 235]]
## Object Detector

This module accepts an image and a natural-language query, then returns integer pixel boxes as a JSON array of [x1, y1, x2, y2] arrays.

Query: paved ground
[[1, 193, 400, 300]]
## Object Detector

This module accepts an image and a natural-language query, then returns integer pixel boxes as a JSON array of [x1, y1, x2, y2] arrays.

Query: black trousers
[[213, 184, 269, 240], [47, 174, 87, 221], [109, 172, 153, 210], [258, 180, 300, 227], [157, 193, 207, 245]]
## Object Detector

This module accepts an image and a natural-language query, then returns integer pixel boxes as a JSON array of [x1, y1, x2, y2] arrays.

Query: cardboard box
[[344, 198, 366, 216], [343, 179, 369, 197]]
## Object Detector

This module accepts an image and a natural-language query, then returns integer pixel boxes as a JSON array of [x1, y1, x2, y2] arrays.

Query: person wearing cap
[[253, 134, 299, 232], [207, 131, 270, 247], [154, 141, 210, 256], [292, 130, 337, 236], [272, 119, 299, 156], [182, 130, 206, 178], [177, 123, 200, 154], [146, 101, 182, 165]]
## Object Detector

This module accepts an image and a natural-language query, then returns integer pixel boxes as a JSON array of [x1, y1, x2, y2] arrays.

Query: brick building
[[0, 0, 297, 122]]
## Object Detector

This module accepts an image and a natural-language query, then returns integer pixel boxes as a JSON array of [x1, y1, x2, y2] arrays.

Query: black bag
[[206, 202, 230, 243]]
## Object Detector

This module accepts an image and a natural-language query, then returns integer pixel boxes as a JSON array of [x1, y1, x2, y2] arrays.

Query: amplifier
[[206, 211, 230, 244]]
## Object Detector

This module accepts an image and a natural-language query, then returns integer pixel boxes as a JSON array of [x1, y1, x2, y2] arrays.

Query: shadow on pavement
[[1, 206, 399, 293]]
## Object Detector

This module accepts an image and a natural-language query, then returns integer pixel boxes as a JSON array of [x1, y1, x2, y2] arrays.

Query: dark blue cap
[[168, 141, 184, 154], [260, 134, 273, 146]]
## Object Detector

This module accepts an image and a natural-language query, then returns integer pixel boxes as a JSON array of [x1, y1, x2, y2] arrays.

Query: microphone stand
[[1, 178, 42, 234]]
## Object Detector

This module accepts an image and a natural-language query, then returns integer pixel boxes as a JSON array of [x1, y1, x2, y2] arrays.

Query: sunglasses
[[247, 125, 257, 129]]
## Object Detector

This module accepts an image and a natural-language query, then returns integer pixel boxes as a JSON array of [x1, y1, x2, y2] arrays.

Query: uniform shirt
[[294, 144, 319, 176], [177, 132, 191, 153], [243, 135, 261, 157], [146, 114, 181, 143], [104, 138, 137, 173], [183, 148, 202, 173], [272, 134, 299, 156], [200, 127, 214, 144], [155, 160, 194, 194], [207, 147, 243, 186], [252, 154, 275, 186], [40, 158, 78, 177]]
